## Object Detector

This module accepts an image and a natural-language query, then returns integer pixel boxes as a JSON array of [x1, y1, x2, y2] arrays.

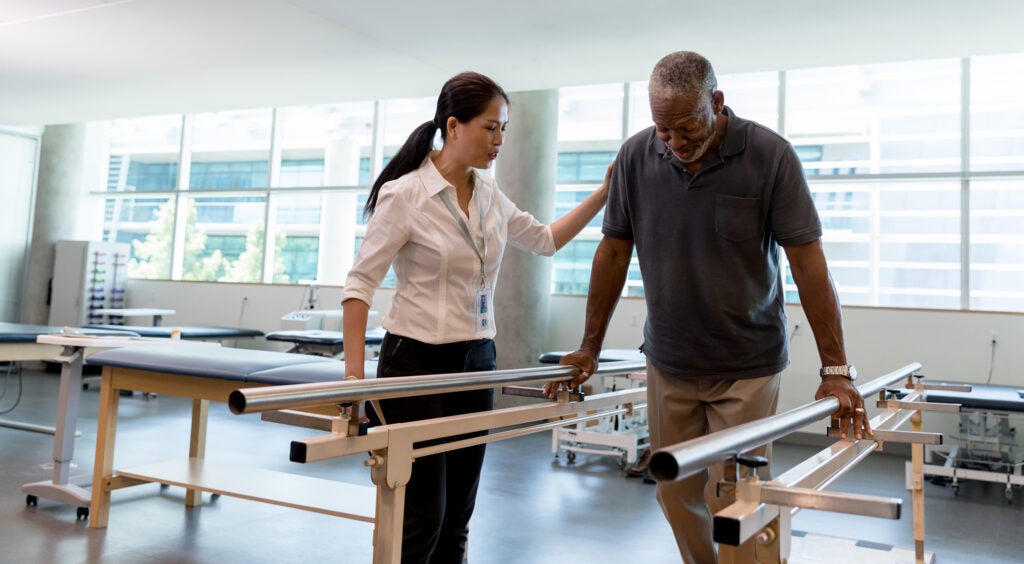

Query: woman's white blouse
[[342, 158, 555, 344]]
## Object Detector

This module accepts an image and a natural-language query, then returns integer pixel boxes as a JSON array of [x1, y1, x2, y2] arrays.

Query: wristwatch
[[820, 364, 857, 381]]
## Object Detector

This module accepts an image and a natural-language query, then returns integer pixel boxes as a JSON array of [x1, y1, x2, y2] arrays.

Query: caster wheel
[[618, 456, 628, 470], [26, 495, 38, 507], [76, 507, 89, 520], [567, 451, 576, 464], [951, 483, 960, 496]]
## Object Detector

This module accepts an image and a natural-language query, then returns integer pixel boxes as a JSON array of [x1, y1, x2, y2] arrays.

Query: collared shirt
[[343, 157, 555, 344], [603, 106, 821, 380]]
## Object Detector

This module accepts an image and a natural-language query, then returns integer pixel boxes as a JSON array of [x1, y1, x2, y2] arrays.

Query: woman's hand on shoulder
[[598, 161, 614, 196]]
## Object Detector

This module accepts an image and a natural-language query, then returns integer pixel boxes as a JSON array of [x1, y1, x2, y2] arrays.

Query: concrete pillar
[[494, 89, 558, 372], [20, 122, 109, 325], [318, 138, 359, 286]]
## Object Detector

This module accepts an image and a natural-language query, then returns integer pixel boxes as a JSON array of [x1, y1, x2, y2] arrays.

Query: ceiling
[[2, 0, 1023, 126]]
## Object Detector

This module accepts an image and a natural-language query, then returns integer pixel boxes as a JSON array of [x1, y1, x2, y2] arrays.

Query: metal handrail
[[648, 362, 922, 482], [229, 360, 646, 414]]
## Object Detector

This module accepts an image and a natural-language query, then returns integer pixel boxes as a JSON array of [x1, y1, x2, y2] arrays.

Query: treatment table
[[85, 324, 264, 341], [911, 381, 1024, 500], [78, 324, 266, 391], [539, 348, 649, 466], [17, 333, 219, 519], [265, 326, 386, 357], [0, 322, 138, 434], [82, 344, 646, 562], [84, 345, 381, 529]]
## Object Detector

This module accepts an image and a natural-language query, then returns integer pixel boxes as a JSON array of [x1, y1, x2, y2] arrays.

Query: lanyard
[[438, 184, 487, 286]]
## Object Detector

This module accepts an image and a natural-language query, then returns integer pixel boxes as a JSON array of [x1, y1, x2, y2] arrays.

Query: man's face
[[650, 91, 721, 165]]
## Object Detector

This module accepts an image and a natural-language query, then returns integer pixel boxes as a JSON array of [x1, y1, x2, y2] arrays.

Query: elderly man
[[549, 51, 869, 562]]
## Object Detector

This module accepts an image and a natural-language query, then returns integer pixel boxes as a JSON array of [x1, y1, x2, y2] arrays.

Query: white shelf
[[116, 458, 376, 523]]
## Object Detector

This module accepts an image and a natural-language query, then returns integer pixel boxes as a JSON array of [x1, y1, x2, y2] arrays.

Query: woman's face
[[450, 95, 509, 169]]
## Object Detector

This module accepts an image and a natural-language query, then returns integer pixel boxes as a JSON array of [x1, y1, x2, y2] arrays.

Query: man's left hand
[[815, 375, 872, 440]]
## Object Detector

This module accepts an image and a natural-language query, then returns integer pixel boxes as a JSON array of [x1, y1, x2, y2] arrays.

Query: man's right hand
[[545, 349, 598, 398]]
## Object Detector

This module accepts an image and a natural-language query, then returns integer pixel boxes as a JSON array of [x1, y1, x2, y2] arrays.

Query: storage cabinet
[[48, 240, 130, 327]]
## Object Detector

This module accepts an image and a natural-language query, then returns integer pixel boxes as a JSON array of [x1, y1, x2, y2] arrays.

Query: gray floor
[[1, 366, 1021, 563]]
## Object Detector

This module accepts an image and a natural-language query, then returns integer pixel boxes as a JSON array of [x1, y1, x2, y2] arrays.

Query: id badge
[[475, 281, 492, 332]]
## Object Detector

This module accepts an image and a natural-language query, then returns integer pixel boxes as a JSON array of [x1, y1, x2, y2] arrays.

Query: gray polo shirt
[[603, 107, 821, 380]]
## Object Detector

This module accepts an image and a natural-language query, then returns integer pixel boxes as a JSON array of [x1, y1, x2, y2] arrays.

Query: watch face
[[848, 365, 858, 380]]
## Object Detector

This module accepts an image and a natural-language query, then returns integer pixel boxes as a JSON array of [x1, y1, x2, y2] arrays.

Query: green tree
[[129, 199, 229, 280], [220, 224, 290, 283]]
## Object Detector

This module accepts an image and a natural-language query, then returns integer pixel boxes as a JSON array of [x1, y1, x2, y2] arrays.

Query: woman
[[341, 71, 609, 563]]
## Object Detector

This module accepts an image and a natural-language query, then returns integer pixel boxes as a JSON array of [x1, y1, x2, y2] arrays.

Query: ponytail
[[363, 120, 438, 217], [364, 71, 508, 217]]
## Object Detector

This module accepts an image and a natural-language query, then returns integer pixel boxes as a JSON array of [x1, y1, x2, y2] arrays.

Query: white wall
[[0, 128, 40, 322], [126, 279, 1021, 434], [122, 279, 1020, 440], [549, 295, 1023, 436], [125, 279, 394, 351]]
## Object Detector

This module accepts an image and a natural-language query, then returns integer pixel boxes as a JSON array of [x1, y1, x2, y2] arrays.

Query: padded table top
[[925, 381, 1024, 412], [265, 326, 386, 345], [87, 344, 337, 382], [538, 348, 646, 364], [87, 344, 383, 387], [0, 322, 139, 343], [85, 324, 264, 340], [247, 361, 379, 385]]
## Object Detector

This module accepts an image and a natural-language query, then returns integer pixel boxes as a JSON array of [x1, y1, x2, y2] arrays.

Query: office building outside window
[[100, 54, 1024, 314]]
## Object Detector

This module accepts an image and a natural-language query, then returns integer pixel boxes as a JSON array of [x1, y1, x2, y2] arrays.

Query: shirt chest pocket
[[715, 194, 762, 243]]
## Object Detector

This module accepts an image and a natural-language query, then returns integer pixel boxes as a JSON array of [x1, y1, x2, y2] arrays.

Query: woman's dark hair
[[363, 72, 509, 217]]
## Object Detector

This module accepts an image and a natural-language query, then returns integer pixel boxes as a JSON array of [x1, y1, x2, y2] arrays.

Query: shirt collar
[[651, 105, 747, 161], [418, 155, 490, 198], [718, 106, 746, 157], [420, 155, 453, 197]]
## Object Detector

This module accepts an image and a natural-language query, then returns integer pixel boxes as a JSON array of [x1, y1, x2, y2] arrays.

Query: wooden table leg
[[186, 398, 209, 507], [89, 368, 121, 528]]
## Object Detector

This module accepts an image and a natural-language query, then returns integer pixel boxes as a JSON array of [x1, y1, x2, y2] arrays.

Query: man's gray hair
[[649, 51, 718, 100]]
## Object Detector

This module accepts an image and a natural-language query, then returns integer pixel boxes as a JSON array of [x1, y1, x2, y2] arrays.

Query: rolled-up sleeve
[[495, 188, 555, 256], [342, 185, 411, 305]]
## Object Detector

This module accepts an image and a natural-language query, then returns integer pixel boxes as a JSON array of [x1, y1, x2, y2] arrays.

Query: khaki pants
[[646, 362, 781, 564]]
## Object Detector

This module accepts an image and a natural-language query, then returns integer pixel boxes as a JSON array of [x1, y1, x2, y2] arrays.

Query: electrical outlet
[[989, 330, 999, 346]]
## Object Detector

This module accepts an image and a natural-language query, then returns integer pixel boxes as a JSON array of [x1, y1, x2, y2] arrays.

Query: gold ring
[[854, 407, 866, 413]]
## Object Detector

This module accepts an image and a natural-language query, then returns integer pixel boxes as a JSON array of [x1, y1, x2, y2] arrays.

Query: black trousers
[[373, 332, 495, 564]]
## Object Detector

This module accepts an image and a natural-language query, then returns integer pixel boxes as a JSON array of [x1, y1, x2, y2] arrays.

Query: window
[[108, 197, 175, 279], [719, 72, 779, 132], [108, 115, 182, 193], [278, 101, 375, 187], [802, 180, 961, 308], [280, 236, 320, 283], [558, 84, 624, 142], [970, 179, 1024, 311], [971, 53, 1024, 172], [786, 60, 962, 175], [99, 53, 1024, 313], [557, 151, 616, 184], [182, 195, 268, 283]]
